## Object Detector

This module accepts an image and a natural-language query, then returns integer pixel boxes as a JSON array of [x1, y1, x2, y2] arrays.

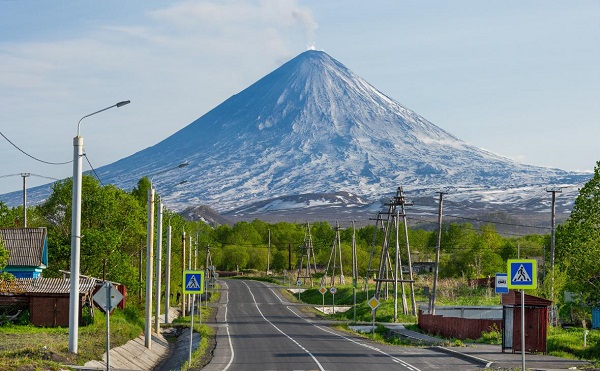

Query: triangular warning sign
[[186, 275, 201, 289], [512, 264, 532, 282]]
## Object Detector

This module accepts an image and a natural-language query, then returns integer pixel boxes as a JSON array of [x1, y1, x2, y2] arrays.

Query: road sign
[[507, 259, 537, 289], [93, 282, 123, 312], [368, 297, 380, 310], [330, 287, 337, 294], [495, 273, 509, 294], [296, 279, 302, 286], [319, 287, 327, 295], [183, 270, 205, 294]]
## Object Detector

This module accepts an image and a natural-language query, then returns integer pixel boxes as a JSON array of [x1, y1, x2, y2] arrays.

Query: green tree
[[37, 176, 146, 290], [556, 160, 600, 303], [0, 201, 22, 227], [271, 249, 287, 272], [222, 245, 249, 271], [0, 233, 13, 281]]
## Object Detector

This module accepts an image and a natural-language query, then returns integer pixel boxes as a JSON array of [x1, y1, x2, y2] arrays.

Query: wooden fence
[[418, 309, 502, 340]]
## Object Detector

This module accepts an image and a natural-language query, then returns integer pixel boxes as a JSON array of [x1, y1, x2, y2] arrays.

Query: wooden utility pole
[[546, 187, 562, 326], [297, 223, 317, 286], [321, 222, 345, 286], [181, 230, 186, 316], [430, 190, 447, 315], [372, 187, 416, 321]]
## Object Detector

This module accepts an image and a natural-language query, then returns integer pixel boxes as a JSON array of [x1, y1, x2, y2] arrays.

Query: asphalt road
[[203, 279, 479, 371]]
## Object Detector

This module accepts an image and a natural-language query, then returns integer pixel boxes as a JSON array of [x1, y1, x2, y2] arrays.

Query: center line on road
[[286, 306, 422, 371], [243, 282, 326, 371]]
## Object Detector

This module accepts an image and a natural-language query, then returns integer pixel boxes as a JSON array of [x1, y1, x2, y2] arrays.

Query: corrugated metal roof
[[0, 277, 97, 295], [0, 228, 47, 267]]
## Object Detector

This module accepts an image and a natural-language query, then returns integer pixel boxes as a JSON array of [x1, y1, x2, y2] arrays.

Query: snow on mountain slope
[[2, 50, 591, 219]]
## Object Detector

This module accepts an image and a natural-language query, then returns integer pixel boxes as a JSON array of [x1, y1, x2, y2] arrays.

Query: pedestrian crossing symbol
[[183, 270, 205, 294], [507, 259, 537, 289]]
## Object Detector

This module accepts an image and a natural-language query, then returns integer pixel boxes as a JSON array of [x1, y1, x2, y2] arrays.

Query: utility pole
[[546, 187, 562, 326], [267, 228, 271, 275], [430, 190, 447, 315], [546, 188, 562, 270], [372, 187, 415, 320], [21, 173, 30, 227], [181, 230, 186, 316]]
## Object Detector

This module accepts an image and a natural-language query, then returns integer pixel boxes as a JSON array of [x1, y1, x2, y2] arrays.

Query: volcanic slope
[[10, 50, 589, 218]]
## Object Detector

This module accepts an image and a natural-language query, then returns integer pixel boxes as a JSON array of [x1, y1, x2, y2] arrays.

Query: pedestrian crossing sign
[[183, 270, 205, 294], [507, 259, 537, 289]]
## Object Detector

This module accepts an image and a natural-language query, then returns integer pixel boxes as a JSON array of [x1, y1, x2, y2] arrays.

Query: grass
[[0, 287, 222, 371], [547, 327, 600, 365], [0, 306, 144, 370], [175, 307, 216, 371]]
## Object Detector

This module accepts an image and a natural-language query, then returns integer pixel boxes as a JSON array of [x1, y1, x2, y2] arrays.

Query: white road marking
[[287, 296, 421, 371], [221, 281, 235, 371], [243, 282, 326, 371], [259, 281, 421, 371]]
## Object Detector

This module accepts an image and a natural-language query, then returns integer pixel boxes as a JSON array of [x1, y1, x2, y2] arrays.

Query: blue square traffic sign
[[495, 273, 509, 294], [507, 259, 537, 289], [183, 270, 205, 294]]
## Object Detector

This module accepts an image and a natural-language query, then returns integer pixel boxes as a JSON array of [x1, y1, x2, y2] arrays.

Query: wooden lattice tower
[[321, 221, 345, 286], [296, 222, 317, 286], [372, 186, 417, 321]]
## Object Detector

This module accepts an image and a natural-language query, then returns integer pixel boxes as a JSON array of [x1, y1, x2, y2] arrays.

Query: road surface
[[203, 279, 479, 371]]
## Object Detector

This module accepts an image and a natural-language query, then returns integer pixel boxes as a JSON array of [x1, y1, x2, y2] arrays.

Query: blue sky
[[0, 0, 598, 195]]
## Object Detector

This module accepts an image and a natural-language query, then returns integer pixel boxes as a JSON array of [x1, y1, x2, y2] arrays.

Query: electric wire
[[82, 153, 104, 186], [0, 131, 72, 165]]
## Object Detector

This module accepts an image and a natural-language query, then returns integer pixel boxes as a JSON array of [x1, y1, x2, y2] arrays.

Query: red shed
[[502, 290, 552, 354]]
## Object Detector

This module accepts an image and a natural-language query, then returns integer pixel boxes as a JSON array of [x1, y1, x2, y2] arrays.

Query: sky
[[0, 0, 598, 195]]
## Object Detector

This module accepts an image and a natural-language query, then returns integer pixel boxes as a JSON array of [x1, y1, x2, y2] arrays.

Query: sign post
[[367, 297, 380, 338], [296, 279, 302, 300], [92, 282, 123, 371], [507, 259, 537, 371], [183, 270, 204, 366], [495, 273, 509, 295], [330, 287, 337, 314], [319, 287, 327, 312]]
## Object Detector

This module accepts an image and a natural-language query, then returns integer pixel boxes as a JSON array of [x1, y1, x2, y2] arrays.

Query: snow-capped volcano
[[3, 50, 590, 222]]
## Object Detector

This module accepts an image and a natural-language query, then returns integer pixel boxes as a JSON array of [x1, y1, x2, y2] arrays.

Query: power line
[[0, 131, 72, 165], [83, 153, 104, 186]]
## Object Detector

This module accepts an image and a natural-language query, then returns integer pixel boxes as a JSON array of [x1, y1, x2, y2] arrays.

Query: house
[[0, 227, 48, 278], [0, 277, 97, 326]]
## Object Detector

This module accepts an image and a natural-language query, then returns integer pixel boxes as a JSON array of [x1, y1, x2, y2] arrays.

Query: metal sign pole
[[105, 282, 110, 371], [329, 287, 337, 315], [189, 294, 195, 366], [521, 290, 525, 371]]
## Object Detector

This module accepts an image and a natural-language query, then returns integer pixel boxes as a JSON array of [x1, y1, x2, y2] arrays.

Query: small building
[[0, 277, 97, 327], [0, 228, 48, 278], [502, 290, 552, 354]]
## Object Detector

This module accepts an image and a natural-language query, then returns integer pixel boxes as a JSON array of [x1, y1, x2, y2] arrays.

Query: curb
[[431, 346, 494, 368]]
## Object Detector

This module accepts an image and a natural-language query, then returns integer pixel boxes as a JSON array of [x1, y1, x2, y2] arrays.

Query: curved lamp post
[[69, 100, 130, 354]]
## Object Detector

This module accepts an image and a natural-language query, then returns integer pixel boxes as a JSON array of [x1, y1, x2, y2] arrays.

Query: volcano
[[5, 50, 590, 225]]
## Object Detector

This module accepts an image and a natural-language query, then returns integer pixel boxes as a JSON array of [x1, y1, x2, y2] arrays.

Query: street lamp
[[69, 100, 130, 354], [144, 162, 188, 349]]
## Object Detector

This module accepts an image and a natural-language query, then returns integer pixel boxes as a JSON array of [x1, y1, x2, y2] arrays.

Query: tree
[[556, 160, 600, 303], [222, 245, 249, 271], [37, 175, 146, 290], [0, 233, 13, 281], [0, 201, 23, 227]]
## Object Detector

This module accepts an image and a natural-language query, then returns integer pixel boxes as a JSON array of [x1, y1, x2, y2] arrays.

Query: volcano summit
[[7, 50, 590, 223]]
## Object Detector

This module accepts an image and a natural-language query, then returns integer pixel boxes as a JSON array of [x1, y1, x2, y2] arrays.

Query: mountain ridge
[[1, 50, 591, 222]]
